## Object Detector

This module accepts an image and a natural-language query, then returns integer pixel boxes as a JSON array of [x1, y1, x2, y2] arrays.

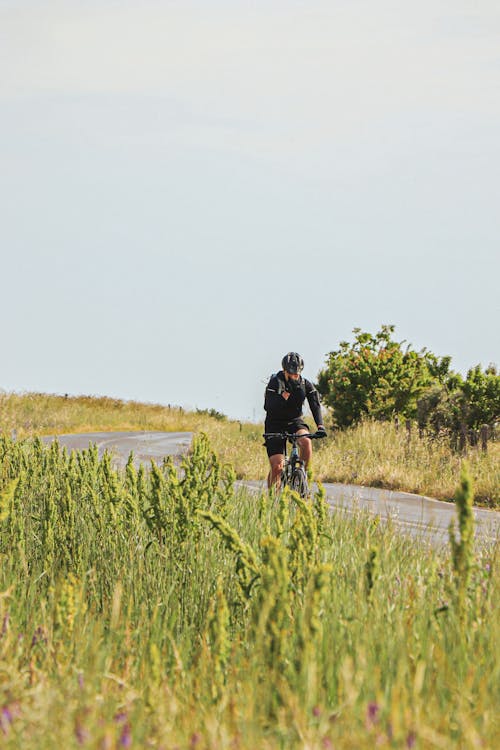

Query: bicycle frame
[[262, 431, 323, 497], [283, 434, 307, 474]]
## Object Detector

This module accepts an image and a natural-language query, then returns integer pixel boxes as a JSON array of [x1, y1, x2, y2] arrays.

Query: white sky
[[1, 0, 499, 420]]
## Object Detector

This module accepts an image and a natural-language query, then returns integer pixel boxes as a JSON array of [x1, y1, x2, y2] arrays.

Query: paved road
[[42, 431, 193, 469], [240, 480, 499, 548], [42, 431, 499, 547]]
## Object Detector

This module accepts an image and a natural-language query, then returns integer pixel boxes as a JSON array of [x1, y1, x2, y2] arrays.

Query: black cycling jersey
[[264, 371, 323, 427]]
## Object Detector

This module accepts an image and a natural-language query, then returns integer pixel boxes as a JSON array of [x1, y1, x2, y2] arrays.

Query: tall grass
[[1, 392, 498, 506], [0, 434, 498, 748], [313, 420, 500, 508]]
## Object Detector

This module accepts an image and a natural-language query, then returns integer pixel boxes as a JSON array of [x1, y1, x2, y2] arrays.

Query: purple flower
[[406, 730, 417, 748], [0, 706, 13, 735], [322, 738, 334, 749], [190, 733, 202, 748], [114, 711, 128, 725], [1, 613, 10, 637], [119, 723, 132, 748], [31, 626, 47, 648], [75, 722, 89, 745], [78, 673, 85, 690], [312, 705, 322, 718], [366, 702, 380, 726]]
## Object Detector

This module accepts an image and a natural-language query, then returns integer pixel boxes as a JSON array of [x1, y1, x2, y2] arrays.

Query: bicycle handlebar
[[263, 431, 326, 440]]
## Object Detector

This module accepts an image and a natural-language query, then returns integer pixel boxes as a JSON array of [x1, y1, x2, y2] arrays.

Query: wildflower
[[75, 721, 89, 745], [119, 723, 132, 748], [31, 626, 47, 647], [0, 703, 19, 735], [1, 613, 9, 636], [366, 702, 380, 727], [190, 733, 202, 748], [0, 706, 13, 735], [321, 738, 334, 749], [406, 730, 417, 748], [312, 705, 321, 718]]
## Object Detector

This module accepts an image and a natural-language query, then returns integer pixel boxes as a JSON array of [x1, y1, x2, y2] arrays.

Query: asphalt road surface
[[42, 431, 499, 547], [42, 431, 193, 468]]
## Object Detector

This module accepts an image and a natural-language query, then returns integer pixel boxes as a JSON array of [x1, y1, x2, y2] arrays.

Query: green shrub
[[317, 326, 499, 440], [317, 325, 449, 427]]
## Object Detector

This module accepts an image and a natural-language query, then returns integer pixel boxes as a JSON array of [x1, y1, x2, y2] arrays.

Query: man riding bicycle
[[264, 352, 326, 490]]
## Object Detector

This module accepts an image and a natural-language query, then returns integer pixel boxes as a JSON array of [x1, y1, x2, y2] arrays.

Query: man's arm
[[305, 380, 325, 430], [264, 375, 289, 413]]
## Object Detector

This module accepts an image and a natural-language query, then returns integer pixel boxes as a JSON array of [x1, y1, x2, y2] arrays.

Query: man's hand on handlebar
[[315, 426, 327, 438]]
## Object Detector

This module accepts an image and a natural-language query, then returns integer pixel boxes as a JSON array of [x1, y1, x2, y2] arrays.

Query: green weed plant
[[0, 433, 498, 748]]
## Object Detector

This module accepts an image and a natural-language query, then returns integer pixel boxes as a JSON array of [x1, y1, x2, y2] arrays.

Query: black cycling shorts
[[264, 418, 310, 457]]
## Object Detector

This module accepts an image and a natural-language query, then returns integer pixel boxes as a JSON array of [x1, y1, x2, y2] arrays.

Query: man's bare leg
[[267, 454, 284, 490], [296, 428, 312, 468]]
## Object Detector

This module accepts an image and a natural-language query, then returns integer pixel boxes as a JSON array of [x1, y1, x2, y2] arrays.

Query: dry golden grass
[[0, 391, 214, 437], [313, 420, 500, 507]]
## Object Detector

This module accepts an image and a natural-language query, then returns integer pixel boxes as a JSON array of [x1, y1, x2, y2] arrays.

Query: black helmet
[[281, 352, 304, 374]]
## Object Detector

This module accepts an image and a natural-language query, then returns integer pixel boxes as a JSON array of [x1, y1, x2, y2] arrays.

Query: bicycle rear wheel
[[290, 468, 309, 498]]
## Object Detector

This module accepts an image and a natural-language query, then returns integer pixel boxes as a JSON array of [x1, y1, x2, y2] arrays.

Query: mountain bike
[[262, 431, 326, 498]]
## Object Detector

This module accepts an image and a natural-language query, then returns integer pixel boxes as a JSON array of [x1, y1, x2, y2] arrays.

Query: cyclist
[[264, 352, 326, 489]]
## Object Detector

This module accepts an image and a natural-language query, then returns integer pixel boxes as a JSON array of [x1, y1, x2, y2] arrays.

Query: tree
[[461, 365, 500, 429], [317, 325, 452, 428]]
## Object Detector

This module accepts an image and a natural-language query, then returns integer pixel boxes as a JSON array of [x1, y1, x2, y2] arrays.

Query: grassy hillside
[[1, 391, 498, 506], [0, 433, 498, 749], [0, 391, 218, 436]]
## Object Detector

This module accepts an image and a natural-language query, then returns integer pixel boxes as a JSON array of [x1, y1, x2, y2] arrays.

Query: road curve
[[42, 431, 499, 547], [41, 431, 194, 468]]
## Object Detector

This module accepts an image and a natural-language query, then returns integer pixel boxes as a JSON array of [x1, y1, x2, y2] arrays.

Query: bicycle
[[262, 431, 326, 498]]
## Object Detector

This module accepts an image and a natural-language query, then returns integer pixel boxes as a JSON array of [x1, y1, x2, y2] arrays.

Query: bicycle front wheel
[[290, 468, 309, 498]]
